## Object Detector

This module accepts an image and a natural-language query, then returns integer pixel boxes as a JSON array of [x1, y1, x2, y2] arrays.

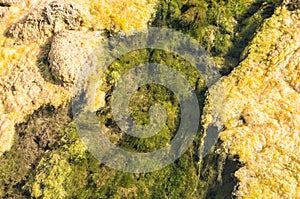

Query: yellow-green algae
[[0, 0, 296, 198], [202, 6, 300, 198]]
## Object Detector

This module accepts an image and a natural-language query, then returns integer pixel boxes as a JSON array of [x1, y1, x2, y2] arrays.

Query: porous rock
[[48, 30, 101, 85], [6, 1, 82, 42]]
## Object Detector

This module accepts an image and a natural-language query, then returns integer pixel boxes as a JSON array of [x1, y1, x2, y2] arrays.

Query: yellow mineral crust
[[78, 0, 157, 32], [203, 7, 300, 198], [0, 0, 157, 154]]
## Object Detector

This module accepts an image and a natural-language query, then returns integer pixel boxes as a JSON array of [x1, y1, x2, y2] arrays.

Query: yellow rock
[[202, 6, 300, 198]]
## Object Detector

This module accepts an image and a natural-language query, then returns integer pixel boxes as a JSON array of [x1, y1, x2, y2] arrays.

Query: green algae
[[0, 105, 72, 198], [24, 123, 203, 198], [0, 0, 286, 198], [152, 0, 281, 74]]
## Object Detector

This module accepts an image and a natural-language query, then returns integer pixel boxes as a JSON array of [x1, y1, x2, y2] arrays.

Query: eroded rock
[[48, 30, 103, 85], [6, 1, 82, 42], [202, 6, 300, 198]]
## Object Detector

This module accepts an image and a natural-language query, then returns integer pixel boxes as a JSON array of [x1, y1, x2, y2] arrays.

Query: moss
[[19, 35, 210, 198], [0, 0, 293, 198], [21, 123, 204, 198], [26, 124, 89, 199], [151, 0, 281, 74], [0, 105, 72, 198]]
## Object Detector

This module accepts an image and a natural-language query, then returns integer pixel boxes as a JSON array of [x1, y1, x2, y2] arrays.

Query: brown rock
[[48, 31, 102, 85], [6, 1, 82, 42]]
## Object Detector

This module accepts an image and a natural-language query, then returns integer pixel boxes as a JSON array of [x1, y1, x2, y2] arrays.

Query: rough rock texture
[[48, 30, 106, 86], [202, 6, 300, 198], [0, 0, 22, 18], [283, 0, 300, 10], [48, 31, 84, 84], [0, 0, 21, 6], [2, 0, 300, 198], [6, 1, 83, 42], [0, 0, 156, 155], [0, 41, 71, 154]]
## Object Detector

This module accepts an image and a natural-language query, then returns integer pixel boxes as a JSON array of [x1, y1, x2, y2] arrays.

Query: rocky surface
[[6, 1, 83, 43], [283, 0, 300, 10], [0, 0, 156, 154], [0, 114, 14, 154], [202, 5, 300, 198], [0, 0, 299, 198], [0, 0, 21, 6], [48, 30, 103, 85]]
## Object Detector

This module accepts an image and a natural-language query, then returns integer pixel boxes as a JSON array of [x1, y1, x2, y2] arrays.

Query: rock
[[6, 1, 82, 42], [0, 114, 14, 154], [283, 0, 300, 10], [48, 31, 102, 85], [201, 6, 300, 198], [0, 0, 20, 6], [48, 30, 106, 112], [48, 31, 85, 85]]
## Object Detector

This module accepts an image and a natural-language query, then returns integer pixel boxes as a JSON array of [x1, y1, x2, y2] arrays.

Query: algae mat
[[0, 0, 299, 198]]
